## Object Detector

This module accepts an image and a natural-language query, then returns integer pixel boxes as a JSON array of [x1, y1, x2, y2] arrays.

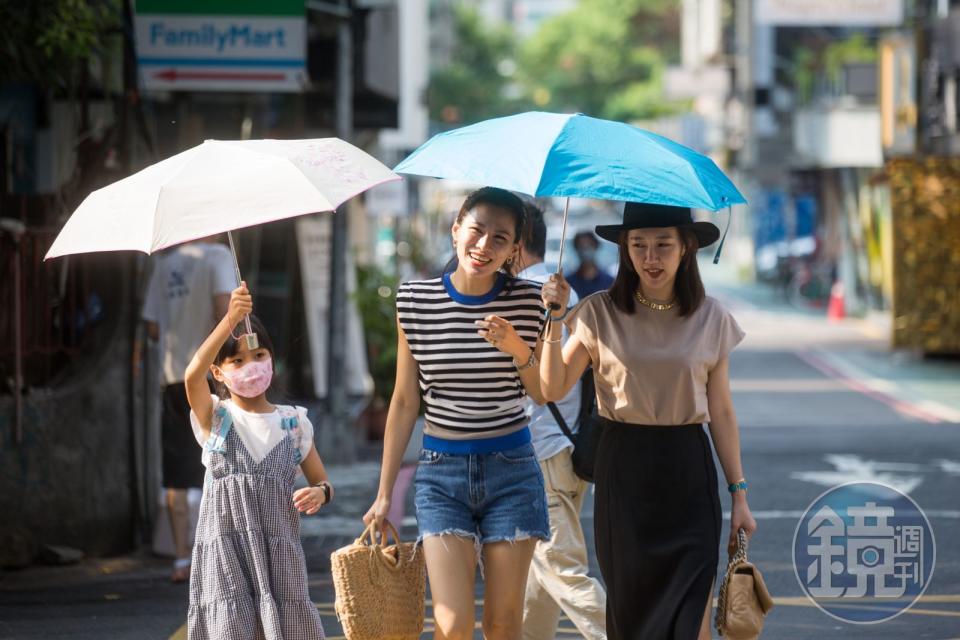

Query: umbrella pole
[[555, 197, 571, 274], [713, 204, 732, 264], [226, 230, 257, 348], [547, 197, 571, 312]]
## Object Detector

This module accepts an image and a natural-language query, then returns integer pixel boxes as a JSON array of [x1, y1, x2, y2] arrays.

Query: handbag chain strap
[[715, 528, 749, 633]]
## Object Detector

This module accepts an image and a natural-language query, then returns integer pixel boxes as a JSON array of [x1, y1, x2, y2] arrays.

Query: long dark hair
[[443, 187, 528, 280], [607, 227, 705, 317], [212, 314, 276, 399]]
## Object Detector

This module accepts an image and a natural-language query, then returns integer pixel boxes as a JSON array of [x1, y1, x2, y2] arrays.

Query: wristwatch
[[313, 481, 332, 505], [514, 351, 538, 371]]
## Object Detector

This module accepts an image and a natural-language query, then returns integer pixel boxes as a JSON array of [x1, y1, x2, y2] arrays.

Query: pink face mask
[[220, 357, 273, 398]]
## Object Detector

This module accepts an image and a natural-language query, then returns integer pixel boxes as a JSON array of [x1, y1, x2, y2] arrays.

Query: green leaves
[[0, 0, 120, 91], [518, 0, 681, 120], [788, 33, 878, 105], [353, 264, 400, 402], [428, 4, 522, 125], [428, 0, 684, 126]]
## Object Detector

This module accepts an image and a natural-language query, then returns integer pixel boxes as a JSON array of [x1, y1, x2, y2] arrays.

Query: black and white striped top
[[396, 273, 545, 439]]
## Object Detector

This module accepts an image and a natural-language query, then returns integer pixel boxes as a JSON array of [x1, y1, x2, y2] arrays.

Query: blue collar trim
[[442, 271, 507, 305]]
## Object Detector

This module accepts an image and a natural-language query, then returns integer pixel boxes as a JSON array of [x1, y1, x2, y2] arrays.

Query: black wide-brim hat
[[595, 202, 721, 248]]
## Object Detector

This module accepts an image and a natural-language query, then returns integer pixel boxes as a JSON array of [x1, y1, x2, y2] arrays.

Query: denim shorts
[[414, 442, 550, 545]]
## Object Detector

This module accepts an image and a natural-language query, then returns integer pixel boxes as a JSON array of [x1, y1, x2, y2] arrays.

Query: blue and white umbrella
[[395, 111, 746, 267]]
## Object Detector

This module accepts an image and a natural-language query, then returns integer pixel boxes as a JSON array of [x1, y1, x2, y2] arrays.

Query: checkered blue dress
[[187, 405, 325, 640]]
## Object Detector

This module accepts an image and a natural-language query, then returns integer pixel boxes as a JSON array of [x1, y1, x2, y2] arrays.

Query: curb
[[797, 349, 960, 424]]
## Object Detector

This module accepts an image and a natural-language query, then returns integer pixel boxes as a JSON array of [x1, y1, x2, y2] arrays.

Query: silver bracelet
[[513, 351, 539, 371], [544, 336, 562, 344]]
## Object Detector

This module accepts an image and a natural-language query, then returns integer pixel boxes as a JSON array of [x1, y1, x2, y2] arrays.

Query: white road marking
[[934, 459, 960, 476], [731, 378, 851, 392], [790, 453, 925, 493]]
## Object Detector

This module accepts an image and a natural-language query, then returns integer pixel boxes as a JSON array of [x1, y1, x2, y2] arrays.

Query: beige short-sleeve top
[[566, 292, 744, 425]]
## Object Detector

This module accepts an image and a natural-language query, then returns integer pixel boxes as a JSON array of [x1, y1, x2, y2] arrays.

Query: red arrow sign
[[153, 69, 287, 82]]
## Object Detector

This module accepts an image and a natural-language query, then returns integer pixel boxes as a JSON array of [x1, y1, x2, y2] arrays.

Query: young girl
[[364, 187, 550, 640], [184, 283, 331, 640]]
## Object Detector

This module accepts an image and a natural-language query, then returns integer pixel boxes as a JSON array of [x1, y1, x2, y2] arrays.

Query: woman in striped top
[[364, 187, 550, 640]]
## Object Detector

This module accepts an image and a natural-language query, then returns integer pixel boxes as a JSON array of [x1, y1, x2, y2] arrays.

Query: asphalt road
[[1, 284, 958, 639]]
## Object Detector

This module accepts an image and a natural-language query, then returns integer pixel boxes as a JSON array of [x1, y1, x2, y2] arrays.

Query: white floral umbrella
[[45, 137, 399, 343], [45, 137, 399, 259]]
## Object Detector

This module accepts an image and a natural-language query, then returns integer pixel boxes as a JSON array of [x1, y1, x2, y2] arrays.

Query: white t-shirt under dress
[[189, 395, 315, 466]]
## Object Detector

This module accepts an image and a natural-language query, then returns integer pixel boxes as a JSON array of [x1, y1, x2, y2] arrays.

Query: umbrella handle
[[548, 197, 571, 311], [227, 231, 259, 350]]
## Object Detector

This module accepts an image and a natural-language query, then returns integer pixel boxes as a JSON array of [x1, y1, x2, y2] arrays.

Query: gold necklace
[[634, 290, 676, 311]]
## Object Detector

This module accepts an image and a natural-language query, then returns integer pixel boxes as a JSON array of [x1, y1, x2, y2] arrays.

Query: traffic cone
[[827, 281, 845, 322]]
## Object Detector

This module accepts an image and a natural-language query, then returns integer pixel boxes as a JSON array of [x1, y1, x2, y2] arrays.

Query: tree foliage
[[789, 33, 878, 104], [0, 0, 121, 94], [518, 0, 682, 121], [427, 4, 524, 126], [427, 0, 682, 126], [353, 264, 399, 403]]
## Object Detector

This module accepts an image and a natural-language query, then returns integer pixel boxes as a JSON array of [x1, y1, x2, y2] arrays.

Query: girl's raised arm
[[184, 283, 252, 438]]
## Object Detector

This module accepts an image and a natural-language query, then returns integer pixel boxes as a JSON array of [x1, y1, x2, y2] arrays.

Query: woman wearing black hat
[[538, 202, 757, 639]]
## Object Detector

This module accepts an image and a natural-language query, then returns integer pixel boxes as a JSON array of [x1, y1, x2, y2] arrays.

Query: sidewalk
[[800, 344, 960, 424], [702, 263, 960, 425], [0, 456, 390, 640]]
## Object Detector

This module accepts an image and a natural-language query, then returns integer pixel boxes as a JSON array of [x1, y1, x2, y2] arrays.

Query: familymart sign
[[134, 0, 306, 92]]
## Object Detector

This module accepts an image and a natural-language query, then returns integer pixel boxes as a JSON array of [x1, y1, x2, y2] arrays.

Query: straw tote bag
[[330, 521, 426, 640], [715, 529, 775, 640]]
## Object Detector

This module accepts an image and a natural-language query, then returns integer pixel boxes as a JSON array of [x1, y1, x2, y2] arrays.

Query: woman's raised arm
[[539, 273, 590, 401]]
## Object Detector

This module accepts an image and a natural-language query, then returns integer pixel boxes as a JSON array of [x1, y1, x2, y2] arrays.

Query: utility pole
[[734, 0, 755, 173], [327, 0, 355, 460], [120, 0, 148, 545]]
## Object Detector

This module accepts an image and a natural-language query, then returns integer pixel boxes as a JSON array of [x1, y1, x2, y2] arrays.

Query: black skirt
[[594, 420, 722, 640]]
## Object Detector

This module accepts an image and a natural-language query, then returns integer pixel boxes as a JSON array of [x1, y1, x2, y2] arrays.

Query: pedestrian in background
[[512, 203, 607, 640], [540, 202, 758, 640], [184, 283, 331, 640], [565, 231, 614, 299], [364, 187, 550, 640], [142, 237, 235, 582]]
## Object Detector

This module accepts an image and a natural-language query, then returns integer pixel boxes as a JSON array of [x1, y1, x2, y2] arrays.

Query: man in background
[[143, 237, 235, 582], [566, 231, 614, 299], [514, 203, 607, 640]]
